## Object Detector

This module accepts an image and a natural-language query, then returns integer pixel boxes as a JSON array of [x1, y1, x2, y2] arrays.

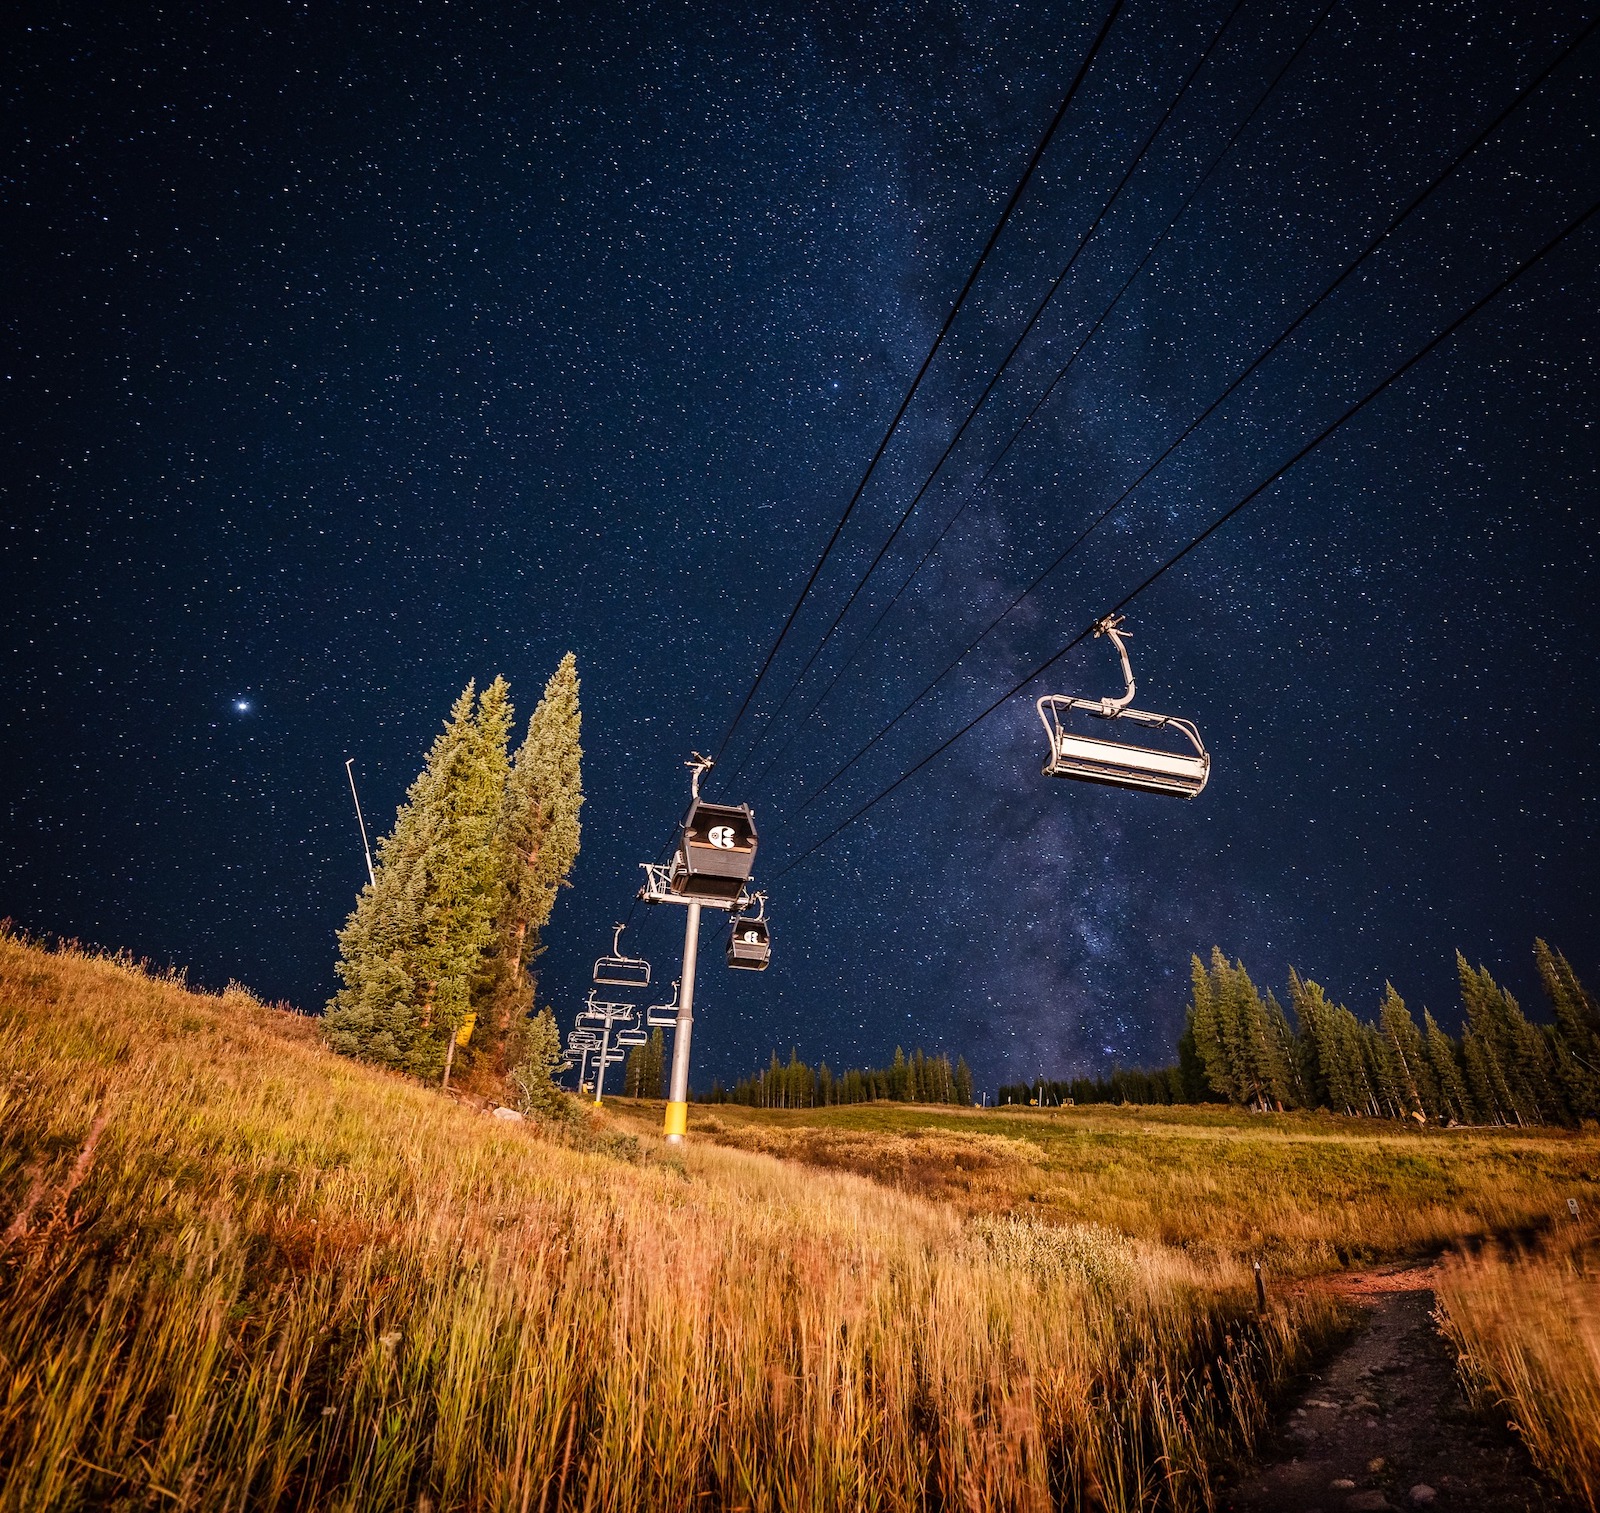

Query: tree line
[[706, 1046, 975, 1108], [997, 1064, 1192, 1109], [1183, 941, 1599, 1125], [323, 657, 583, 1101], [1022, 941, 1598, 1126]]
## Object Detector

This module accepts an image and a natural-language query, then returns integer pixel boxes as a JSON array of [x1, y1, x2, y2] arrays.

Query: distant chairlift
[[669, 754, 758, 903], [593, 922, 652, 989], [726, 891, 771, 972], [647, 981, 682, 1028], [1036, 615, 1210, 799]]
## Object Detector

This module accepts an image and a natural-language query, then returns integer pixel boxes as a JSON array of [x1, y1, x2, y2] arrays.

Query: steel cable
[[712, 0, 1127, 766], [784, 11, 1600, 818], [767, 191, 1600, 883], [725, 0, 1250, 784], [741, 0, 1337, 796]]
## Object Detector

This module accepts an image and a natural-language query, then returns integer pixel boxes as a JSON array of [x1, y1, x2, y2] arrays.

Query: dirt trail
[[1218, 1259, 1564, 1513]]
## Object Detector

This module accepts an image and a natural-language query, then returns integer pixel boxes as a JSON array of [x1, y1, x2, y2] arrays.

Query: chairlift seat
[[593, 956, 651, 989], [1038, 697, 1209, 798], [726, 916, 771, 971], [614, 1027, 648, 1047], [593, 924, 652, 988], [672, 798, 758, 902], [647, 1002, 680, 1027]]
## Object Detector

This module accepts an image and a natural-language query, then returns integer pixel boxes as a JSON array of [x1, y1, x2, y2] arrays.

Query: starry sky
[[4, 0, 1597, 1093]]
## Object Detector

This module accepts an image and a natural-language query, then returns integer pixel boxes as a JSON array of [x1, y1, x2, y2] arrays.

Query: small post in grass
[[1254, 1259, 1266, 1313]]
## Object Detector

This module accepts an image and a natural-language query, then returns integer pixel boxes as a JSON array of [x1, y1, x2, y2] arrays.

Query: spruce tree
[[479, 654, 584, 1072], [1378, 985, 1436, 1120], [509, 1007, 568, 1115], [1188, 953, 1240, 1102], [954, 1056, 974, 1106], [1422, 1009, 1476, 1124], [326, 680, 510, 1079], [1457, 954, 1561, 1125], [1535, 939, 1600, 1119]]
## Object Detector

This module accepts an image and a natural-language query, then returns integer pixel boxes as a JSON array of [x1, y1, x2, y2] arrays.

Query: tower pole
[[664, 900, 702, 1144]]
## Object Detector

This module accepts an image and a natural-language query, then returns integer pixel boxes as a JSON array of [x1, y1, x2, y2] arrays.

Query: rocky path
[[1218, 1260, 1564, 1513]]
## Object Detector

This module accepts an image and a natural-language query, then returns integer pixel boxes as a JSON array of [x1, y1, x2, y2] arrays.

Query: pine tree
[[1188, 953, 1239, 1102], [1422, 1009, 1475, 1124], [954, 1056, 974, 1106], [1378, 985, 1435, 1120], [509, 1007, 568, 1115], [1263, 990, 1304, 1108], [1457, 954, 1562, 1125], [1535, 939, 1600, 1120], [646, 1027, 666, 1099], [1460, 1028, 1501, 1124], [479, 655, 584, 1073], [326, 680, 510, 1080]]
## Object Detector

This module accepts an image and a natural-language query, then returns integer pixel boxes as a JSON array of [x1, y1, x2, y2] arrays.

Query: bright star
[[234, 699, 252, 713]]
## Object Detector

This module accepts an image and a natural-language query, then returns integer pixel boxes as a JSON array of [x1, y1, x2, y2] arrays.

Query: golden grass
[[634, 1100, 1600, 1271], [1435, 1229, 1600, 1511], [0, 934, 1355, 1510]]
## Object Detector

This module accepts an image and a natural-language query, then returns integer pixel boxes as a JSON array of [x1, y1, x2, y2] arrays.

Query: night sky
[[4, 1, 1597, 1093]]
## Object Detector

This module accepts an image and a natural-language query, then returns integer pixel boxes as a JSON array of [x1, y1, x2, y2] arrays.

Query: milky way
[[3, 0, 1596, 1090]]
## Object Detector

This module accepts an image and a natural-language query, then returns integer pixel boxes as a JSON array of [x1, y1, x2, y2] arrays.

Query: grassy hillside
[[1, 932, 1594, 1511]]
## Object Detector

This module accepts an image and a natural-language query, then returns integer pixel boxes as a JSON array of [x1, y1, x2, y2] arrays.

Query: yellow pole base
[[663, 1100, 688, 1139]]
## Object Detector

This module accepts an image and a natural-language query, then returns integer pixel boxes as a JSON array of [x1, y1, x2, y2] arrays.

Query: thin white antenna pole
[[345, 758, 376, 887]]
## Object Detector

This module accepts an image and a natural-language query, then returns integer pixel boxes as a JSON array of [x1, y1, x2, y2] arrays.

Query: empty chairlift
[[593, 922, 651, 989], [1036, 615, 1210, 799], [670, 753, 758, 902], [726, 892, 771, 972], [646, 981, 681, 1028]]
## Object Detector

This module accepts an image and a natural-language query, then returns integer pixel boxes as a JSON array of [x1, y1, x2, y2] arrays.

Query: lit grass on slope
[[1436, 1230, 1600, 1511], [0, 934, 1342, 1511], [636, 1100, 1600, 1269]]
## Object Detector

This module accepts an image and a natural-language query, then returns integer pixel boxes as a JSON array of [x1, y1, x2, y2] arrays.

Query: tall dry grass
[[0, 933, 1345, 1510], [663, 1100, 1600, 1270], [1435, 1230, 1600, 1511]]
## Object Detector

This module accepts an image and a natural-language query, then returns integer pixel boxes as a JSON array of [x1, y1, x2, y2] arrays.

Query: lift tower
[[638, 753, 759, 1144]]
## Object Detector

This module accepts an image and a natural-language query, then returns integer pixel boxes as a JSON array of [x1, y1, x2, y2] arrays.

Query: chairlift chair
[[646, 981, 681, 1028], [726, 891, 771, 971], [1036, 615, 1209, 799], [669, 754, 758, 903], [614, 1026, 648, 1047], [593, 922, 651, 988]]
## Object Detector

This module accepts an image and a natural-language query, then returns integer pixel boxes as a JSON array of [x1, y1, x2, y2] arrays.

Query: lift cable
[[766, 192, 1600, 884], [783, 14, 1598, 818], [711, 0, 1127, 767], [739, 0, 1335, 796], [724, 0, 1250, 785]]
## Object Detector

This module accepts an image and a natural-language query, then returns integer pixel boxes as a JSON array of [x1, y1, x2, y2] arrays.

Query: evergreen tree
[[326, 680, 510, 1080], [1535, 939, 1600, 1120], [479, 655, 584, 1073], [1457, 954, 1561, 1125], [954, 1056, 974, 1106], [1176, 1009, 1212, 1101], [1422, 1009, 1476, 1124], [1379, 985, 1436, 1119], [1188, 953, 1240, 1102], [1263, 990, 1304, 1107], [509, 1007, 568, 1115]]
